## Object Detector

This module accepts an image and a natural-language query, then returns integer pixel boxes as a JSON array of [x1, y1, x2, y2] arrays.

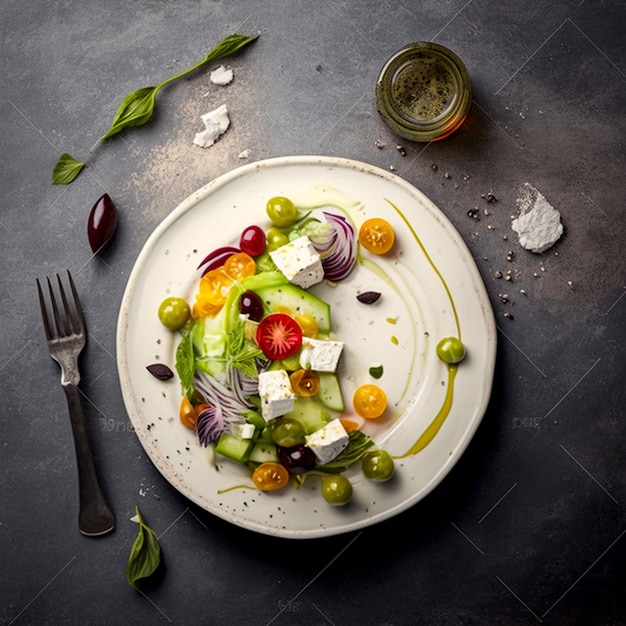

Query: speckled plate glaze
[[116, 156, 496, 538]]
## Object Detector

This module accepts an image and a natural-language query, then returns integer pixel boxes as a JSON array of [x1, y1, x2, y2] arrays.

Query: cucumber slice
[[214, 433, 254, 464], [318, 372, 345, 412], [284, 397, 333, 434], [248, 441, 279, 464], [254, 283, 331, 334]]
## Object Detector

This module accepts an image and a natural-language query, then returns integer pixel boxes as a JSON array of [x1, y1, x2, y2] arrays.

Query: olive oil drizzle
[[386, 199, 461, 339], [385, 198, 462, 456], [396, 364, 457, 458]]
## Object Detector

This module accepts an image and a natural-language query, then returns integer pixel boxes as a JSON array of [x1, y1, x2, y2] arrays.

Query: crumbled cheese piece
[[238, 149, 251, 159], [305, 419, 349, 464], [193, 104, 230, 148], [511, 183, 563, 253], [232, 423, 256, 439], [269, 236, 324, 288], [299, 338, 344, 372], [209, 65, 233, 85], [257, 370, 295, 421]]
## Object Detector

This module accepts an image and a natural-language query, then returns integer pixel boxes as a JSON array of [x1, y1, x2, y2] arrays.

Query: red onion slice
[[314, 212, 357, 281], [197, 246, 240, 273]]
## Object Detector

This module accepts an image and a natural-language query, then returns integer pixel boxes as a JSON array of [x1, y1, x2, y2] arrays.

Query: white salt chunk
[[511, 183, 563, 253], [210, 65, 233, 85], [193, 104, 230, 148]]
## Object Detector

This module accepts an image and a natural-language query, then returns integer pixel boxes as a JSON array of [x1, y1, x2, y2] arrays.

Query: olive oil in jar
[[376, 42, 471, 142]]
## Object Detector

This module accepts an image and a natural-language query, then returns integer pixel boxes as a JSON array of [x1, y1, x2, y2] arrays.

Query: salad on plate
[[153, 191, 465, 506]]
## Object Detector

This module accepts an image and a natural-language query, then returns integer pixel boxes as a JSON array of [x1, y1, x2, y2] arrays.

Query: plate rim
[[116, 155, 497, 538]]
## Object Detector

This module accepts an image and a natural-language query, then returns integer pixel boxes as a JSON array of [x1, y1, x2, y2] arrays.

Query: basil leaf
[[100, 86, 158, 141], [369, 364, 384, 379], [199, 32, 260, 65], [99, 32, 259, 142], [126, 507, 161, 590], [175, 329, 195, 394], [52, 153, 85, 185]]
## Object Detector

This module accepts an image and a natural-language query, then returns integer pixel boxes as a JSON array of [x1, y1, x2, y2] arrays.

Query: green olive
[[266, 227, 289, 251], [321, 474, 353, 505], [266, 196, 298, 228], [436, 336, 466, 364], [361, 449, 395, 482], [158, 297, 191, 331], [271, 418, 306, 448]]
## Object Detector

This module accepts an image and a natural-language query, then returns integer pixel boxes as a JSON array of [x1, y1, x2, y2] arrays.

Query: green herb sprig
[[52, 32, 259, 184], [126, 506, 161, 590], [98, 33, 259, 144], [227, 323, 263, 378]]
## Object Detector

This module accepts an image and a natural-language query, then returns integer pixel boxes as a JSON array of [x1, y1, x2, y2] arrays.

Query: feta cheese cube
[[269, 236, 324, 288], [257, 370, 295, 421], [299, 338, 344, 372], [232, 423, 256, 439], [305, 419, 349, 464]]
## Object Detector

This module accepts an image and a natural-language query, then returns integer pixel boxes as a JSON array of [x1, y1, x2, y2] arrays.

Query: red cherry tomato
[[240, 225, 266, 257], [256, 313, 303, 360]]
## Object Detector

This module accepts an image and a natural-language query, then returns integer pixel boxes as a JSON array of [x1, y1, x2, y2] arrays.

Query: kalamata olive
[[88, 193, 118, 253], [356, 291, 381, 304], [278, 444, 316, 474], [146, 363, 174, 380], [239, 290, 264, 321]]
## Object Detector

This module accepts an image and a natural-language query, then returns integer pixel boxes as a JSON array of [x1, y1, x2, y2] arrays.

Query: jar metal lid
[[376, 42, 472, 142]]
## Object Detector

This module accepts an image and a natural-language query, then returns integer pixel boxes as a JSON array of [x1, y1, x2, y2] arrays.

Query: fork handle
[[63, 383, 115, 536]]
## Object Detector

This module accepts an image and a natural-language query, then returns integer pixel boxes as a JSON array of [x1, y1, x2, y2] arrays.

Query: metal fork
[[37, 270, 115, 536]]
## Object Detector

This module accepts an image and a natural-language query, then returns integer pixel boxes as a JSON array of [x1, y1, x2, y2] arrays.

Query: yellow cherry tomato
[[251, 462, 290, 491], [198, 268, 234, 305], [294, 313, 319, 338], [179, 396, 198, 430], [353, 384, 387, 419], [193, 295, 223, 318], [223, 252, 256, 281], [358, 218, 395, 254], [290, 369, 320, 397], [271, 304, 293, 316]]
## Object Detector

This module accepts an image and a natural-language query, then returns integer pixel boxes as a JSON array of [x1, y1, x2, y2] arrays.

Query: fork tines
[[37, 270, 85, 340]]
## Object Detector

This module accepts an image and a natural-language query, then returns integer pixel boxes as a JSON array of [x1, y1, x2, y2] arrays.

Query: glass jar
[[375, 42, 472, 142]]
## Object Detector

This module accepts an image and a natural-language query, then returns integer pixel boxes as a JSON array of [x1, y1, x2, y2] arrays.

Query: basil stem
[[99, 32, 259, 143], [126, 506, 161, 590], [52, 153, 85, 185]]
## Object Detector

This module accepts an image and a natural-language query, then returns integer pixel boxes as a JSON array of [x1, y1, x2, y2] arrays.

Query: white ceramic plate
[[117, 156, 496, 538]]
